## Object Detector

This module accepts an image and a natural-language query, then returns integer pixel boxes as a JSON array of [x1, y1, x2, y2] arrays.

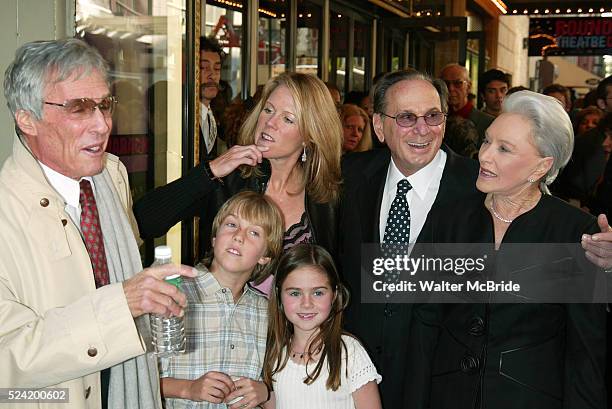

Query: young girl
[[263, 244, 382, 409]]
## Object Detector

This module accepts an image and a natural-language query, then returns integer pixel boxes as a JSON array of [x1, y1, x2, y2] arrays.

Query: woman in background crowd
[[574, 106, 604, 136], [340, 104, 372, 153]]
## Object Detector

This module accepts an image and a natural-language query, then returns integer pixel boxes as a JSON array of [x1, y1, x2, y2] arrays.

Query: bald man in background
[[440, 63, 493, 146]]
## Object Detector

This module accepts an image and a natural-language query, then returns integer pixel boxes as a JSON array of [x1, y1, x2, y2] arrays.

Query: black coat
[[339, 146, 480, 408], [593, 158, 612, 217], [552, 127, 608, 206], [408, 194, 606, 409], [133, 160, 338, 261]]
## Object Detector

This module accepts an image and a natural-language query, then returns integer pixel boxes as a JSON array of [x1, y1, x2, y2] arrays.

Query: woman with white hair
[[409, 91, 607, 409]]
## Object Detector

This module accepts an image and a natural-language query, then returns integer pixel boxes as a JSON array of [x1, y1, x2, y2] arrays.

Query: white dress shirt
[[379, 150, 447, 244], [40, 162, 93, 230]]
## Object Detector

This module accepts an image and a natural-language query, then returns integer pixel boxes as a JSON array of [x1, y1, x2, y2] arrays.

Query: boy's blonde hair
[[210, 191, 284, 284]]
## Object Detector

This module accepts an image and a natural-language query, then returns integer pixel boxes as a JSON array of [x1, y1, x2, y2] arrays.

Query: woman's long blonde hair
[[237, 72, 343, 204]]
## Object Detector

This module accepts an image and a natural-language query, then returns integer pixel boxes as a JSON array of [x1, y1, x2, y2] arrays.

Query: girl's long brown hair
[[263, 244, 350, 391]]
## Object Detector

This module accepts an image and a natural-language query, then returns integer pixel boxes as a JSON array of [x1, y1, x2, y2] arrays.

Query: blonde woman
[[134, 73, 343, 291], [340, 103, 372, 153]]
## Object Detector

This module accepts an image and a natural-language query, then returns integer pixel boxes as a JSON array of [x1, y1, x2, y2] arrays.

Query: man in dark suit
[[340, 70, 480, 408], [553, 112, 610, 208], [199, 36, 224, 161], [340, 70, 612, 409], [552, 76, 612, 214], [594, 153, 611, 218]]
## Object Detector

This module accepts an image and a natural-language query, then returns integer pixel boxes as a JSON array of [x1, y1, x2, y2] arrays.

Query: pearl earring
[[301, 145, 307, 162]]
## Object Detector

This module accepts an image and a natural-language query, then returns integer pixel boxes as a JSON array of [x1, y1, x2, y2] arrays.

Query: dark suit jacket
[[339, 145, 480, 408], [468, 108, 494, 147], [552, 127, 608, 206], [199, 123, 219, 162], [408, 194, 606, 409], [593, 158, 611, 217], [134, 160, 338, 262]]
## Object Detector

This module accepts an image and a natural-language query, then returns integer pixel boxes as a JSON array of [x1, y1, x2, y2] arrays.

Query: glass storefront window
[[76, 0, 186, 259], [467, 41, 480, 97], [367, 0, 443, 16], [296, 0, 322, 76], [392, 40, 401, 71], [205, 1, 244, 99], [353, 20, 368, 92], [329, 11, 348, 95], [258, 0, 288, 85]]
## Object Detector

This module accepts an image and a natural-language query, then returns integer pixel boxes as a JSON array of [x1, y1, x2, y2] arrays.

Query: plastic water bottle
[[149, 245, 186, 357]]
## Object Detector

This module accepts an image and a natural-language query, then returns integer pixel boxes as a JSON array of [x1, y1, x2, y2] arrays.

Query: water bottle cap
[[155, 245, 172, 259], [165, 274, 182, 288]]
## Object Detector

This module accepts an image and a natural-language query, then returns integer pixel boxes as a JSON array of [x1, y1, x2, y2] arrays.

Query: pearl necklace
[[491, 195, 514, 224]]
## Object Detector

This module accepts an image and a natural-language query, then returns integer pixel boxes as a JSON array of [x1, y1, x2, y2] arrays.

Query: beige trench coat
[[0, 136, 146, 408]]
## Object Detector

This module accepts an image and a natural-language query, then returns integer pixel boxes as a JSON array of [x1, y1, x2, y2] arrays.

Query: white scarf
[[93, 169, 162, 409]]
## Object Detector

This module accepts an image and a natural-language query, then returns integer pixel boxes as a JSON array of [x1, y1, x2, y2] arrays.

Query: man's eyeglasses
[[44, 96, 118, 118], [380, 111, 447, 128], [443, 79, 466, 89]]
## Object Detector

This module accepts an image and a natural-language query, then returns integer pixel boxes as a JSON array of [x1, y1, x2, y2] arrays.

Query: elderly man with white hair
[[0, 38, 196, 409]]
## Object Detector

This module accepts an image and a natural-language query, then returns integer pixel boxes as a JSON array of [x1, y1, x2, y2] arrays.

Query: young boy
[[160, 191, 284, 408]]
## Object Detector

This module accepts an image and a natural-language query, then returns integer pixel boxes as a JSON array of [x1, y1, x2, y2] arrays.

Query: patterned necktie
[[79, 180, 110, 288], [383, 179, 412, 245], [382, 179, 412, 287], [206, 109, 217, 154]]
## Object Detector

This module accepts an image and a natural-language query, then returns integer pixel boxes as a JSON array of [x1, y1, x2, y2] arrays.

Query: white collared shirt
[[40, 162, 93, 231], [379, 150, 447, 243], [199, 101, 217, 154]]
